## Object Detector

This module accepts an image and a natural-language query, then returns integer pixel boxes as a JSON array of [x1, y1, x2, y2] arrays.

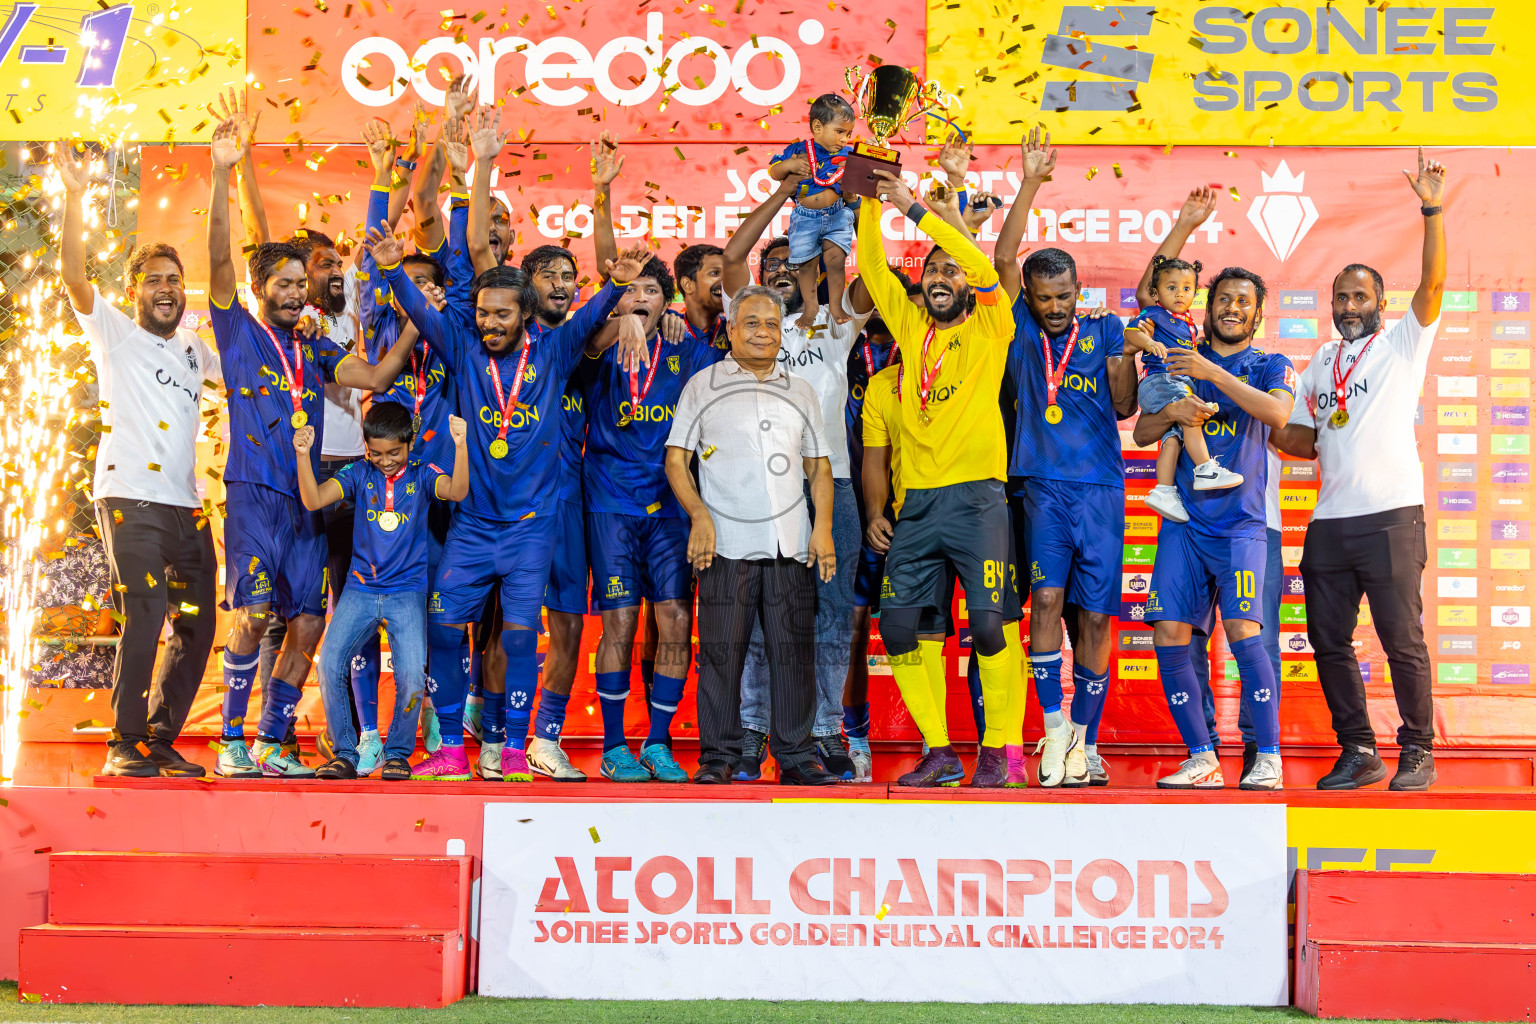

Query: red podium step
[[1295, 870, 1536, 1021], [19, 852, 471, 1007]]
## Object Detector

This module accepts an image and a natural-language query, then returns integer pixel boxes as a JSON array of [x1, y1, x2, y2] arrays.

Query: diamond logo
[[1247, 161, 1319, 262]]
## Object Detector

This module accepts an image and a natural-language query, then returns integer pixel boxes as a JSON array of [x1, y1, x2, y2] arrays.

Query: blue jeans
[[1191, 526, 1283, 746], [741, 478, 859, 739], [317, 588, 428, 763]]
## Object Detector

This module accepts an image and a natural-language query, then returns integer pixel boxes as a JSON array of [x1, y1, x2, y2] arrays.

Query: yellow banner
[[928, 3, 1534, 146], [1289, 807, 1536, 873], [0, 0, 245, 142]]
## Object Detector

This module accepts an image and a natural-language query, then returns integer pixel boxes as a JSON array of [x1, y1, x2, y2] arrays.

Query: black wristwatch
[[1421, 205, 1442, 217]]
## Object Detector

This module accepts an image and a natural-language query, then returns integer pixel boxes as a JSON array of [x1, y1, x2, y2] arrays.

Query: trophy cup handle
[[844, 66, 867, 106]]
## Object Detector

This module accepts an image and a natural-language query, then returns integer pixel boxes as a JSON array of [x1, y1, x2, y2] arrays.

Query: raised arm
[[52, 141, 94, 314], [1134, 187, 1216, 308], [361, 117, 406, 231], [435, 415, 470, 501], [721, 163, 805, 297], [1405, 148, 1447, 324], [994, 128, 1057, 300], [294, 426, 344, 509], [206, 117, 251, 310], [853, 189, 919, 340], [211, 89, 268, 252], [374, 227, 457, 365], [467, 106, 509, 277], [591, 130, 624, 282]]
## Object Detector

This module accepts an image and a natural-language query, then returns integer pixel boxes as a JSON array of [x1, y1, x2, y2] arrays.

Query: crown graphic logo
[[1247, 160, 1319, 262]]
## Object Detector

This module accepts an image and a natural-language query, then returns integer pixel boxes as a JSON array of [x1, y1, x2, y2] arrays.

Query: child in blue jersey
[[769, 93, 857, 330], [1132, 256, 1242, 524], [295, 404, 469, 780]]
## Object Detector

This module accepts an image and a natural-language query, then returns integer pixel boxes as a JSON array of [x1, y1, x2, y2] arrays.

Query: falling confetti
[[876, 903, 890, 921], [589, 826, 601, 843]]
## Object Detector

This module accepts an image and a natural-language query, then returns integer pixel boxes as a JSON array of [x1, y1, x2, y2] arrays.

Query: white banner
[[479, 801, 1288, 1004]]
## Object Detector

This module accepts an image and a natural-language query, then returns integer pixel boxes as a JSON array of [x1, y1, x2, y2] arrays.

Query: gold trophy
[[840, 65, 964, 198]]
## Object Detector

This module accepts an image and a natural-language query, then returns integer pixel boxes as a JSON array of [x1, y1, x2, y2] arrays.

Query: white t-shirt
[[75, 288, 221, 508], [1264, 448, 1282, 531], [1286, 308, 1439, 520], [722, 288, 869, 479]]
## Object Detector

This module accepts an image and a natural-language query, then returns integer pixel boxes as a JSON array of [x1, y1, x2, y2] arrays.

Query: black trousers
[[95, 499, 217, 747], [1300, 505, 1434, 750], [696, 555, 818, 769]]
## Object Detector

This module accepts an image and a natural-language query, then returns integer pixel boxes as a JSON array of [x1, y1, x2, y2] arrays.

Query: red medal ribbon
[[258, 320, 306, 420], [1331, 330, 1380, 418], [486, 340, 533, 445], [628, 334, 665, 416], [409, 341, 427, 421], [804, 139, 845, 187], [383, 465, 406, 514], [1041, 317, 1080, 409], [916, 323, 946, 419], [1170, 309, 1199, 348]]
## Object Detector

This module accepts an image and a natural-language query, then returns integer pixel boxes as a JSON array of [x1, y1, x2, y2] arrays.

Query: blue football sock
[[502, 630, 537, 751], [966, 651, 986, 739], [640, 658, 656, 707], [842, 702, 871, 739], [258, 679, 302, 743], [427, 622, 469, 747], [646, 671, 686, 747], [220, 650, 260, 740], [534, 687, 571, 741], [480, 689, 507, 745], [1156, 645, 1213, 754], [468, 647, 483, 699], [351, 630, 382, 733], [1232, 633, 1282, 754], [1029, 649, 1064, 713], [595, 669, 631, 752], [1070, 664, 1110, 731]]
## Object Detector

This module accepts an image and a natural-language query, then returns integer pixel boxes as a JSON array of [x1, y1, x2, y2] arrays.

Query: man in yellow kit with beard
[[856, 170, 1025, 787]]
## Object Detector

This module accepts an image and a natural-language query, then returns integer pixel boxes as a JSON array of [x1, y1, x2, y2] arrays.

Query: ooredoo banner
[[478, 802, 1289, 1003]]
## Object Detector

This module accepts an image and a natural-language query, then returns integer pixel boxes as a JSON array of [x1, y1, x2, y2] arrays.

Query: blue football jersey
[[209, 299, 347, 498], [554, 357, 592, 505], [1176, 344, 1296, 539], [1006, 300, 1126, 488], [583, 332, 726, 517], [1129, 303, 1200, 376], [846, 335, 899, 478], [333, 456, 444, 592]]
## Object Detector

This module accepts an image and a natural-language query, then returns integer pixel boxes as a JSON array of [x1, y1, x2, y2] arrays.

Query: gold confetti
[[1085, 166, 1098, 180], [589, 826, 601, 843], [1112, 163, 1123, 179], [876, 903, 890, 921], [147, 462, 161, 472], [701, 445, 717, 459], [145, 573, 158, 588], [1228, 186, 1241, 201], [414, 818, 426, 831]]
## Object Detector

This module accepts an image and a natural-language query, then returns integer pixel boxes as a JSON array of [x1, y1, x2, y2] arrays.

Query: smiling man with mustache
[[1273, 149, 1449, 793]]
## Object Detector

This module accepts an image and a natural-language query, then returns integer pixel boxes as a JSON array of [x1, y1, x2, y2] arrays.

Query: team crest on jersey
[[1079, 335, 1094, 354], [606, 575, 629, 600], [1284, 364, 1299, 390], [302, 345, 314, 361], [668, 354, 680, 374], [523, 364, 537, 383]]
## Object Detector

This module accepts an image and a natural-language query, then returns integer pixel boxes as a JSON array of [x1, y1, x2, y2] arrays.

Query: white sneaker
[[1145, 484, 1189, 523], [355, 728, 383, 777], [1240, 752, 1284, 791], [463, 696, 483, 743], [1086, 752, 1110, 786], [1062, 740, 1090, 788], [848, 737, 873, 783], [1157, 753, 1224, 789], [1033, 720, 1077, 788], [527, 737, 586, 781], [478, 741, 505, 781], [251, 739, 317, 778], [1192, 460, 1244, 491], [215, 738, 263, 779]]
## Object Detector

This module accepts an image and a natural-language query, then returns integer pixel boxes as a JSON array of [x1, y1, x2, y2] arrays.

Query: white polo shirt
[[75, 289, 221, 508], [722, 288, 868, 479], [667, 355, 831, 562], [1287, 308, 1439, 520]]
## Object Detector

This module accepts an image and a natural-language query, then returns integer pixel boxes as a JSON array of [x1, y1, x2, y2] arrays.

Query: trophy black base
[[841, 141, 902, 199]]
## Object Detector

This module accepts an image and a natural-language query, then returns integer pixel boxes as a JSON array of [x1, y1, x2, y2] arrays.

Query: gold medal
[[291, 410, 308, 428], [617, 414, 632, 428], [919, 409, 932, 425], [1045, 404, 1063, 424], [411, 414, 423, 436], [489, 438, 509, 459], [1330, 408, 1349, 429], [377, 511, 401, 533]]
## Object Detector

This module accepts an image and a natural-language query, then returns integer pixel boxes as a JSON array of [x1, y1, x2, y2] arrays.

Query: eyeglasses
[[760, 257, 790, 273]]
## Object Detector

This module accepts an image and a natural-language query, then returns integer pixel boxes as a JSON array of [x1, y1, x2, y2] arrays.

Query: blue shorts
[[1146, 522, 1267, 633], [1020, 477, 1123, 617], [853, 541, 886, 610], [429, 511, 556, 630], [586, 510, 693, 611], [222, 481, 327, 620], [544, 498, 589, 615], [788, 200, 856, 266], [1138, 372, 1196, 444]]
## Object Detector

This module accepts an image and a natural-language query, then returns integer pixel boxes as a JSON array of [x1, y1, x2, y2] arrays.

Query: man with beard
[[675, 244, 727, 347], [55, 142, 221, 778], [994, 128, 1144, 789], [377, 104, 651, 782], [855, 170, 1021, 788], [586, 256, 728, 783], [1273, 150, 1447, 792], [721, 157, 872, 782], [1133, 267, 1295, 791], [204, 118, 419, 778]]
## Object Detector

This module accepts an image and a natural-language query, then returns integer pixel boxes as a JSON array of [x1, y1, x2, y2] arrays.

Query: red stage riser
[[19, 924, 464, 1008], [1296, 939, 1536, 1021], [1296, 870, 1536, 947]]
